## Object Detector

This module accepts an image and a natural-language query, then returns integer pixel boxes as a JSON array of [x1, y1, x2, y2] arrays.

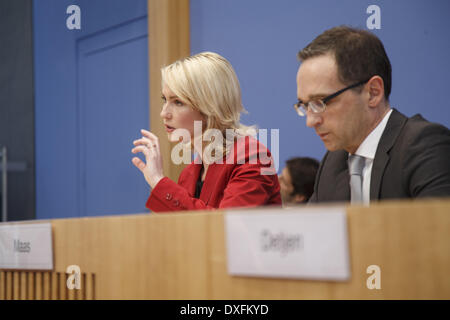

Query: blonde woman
[[132, 52, 281, 212]]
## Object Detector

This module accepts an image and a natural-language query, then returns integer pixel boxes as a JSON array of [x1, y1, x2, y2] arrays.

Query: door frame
[[148, 0, 190, 182]]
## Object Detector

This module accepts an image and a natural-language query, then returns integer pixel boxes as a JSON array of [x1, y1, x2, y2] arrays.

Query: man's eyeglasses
[[294, 79, 370, 117]]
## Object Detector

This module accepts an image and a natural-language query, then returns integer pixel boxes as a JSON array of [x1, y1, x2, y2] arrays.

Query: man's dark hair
[[286, 157, 319, 201], [298, 25, 392, 100]]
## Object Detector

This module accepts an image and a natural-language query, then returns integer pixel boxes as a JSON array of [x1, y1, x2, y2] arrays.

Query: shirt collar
[[353, 108, 393, 160]]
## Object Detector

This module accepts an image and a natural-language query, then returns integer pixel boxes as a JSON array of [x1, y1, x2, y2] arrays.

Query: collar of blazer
[[186, 135, 262, 205], [184, 159, 220, 205], [370, 108, 408, 200]]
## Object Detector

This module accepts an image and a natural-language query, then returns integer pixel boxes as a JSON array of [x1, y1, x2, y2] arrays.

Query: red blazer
[[146, 136, 281, 212]]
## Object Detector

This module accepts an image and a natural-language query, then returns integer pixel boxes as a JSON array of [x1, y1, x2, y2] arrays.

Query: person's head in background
[[296, 26, 391, 154], [279, 157, 319, 205]]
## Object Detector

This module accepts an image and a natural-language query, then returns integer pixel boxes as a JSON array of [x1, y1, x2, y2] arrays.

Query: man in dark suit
[[294, 26, 450, 204]]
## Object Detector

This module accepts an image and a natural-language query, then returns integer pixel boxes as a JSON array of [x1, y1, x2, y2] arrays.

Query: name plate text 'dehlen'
[[225, 207, 351, 281], [0, 222, 53, 270]]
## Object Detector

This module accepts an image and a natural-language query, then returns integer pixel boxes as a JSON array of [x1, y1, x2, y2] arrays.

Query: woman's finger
[[131, 146, 151, 159], [133, 137, 154, 146], [131, 157, 146, 171], [141, 129, 160, 145]]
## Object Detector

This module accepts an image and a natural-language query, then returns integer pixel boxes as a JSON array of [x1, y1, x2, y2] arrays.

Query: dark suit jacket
[[147, 136, 282, 212], [309, 109, 450, 203]]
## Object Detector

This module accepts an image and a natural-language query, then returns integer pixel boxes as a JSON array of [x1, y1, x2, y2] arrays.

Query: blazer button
[[173, 199, 180, 207], [166, 193, 172, 201]]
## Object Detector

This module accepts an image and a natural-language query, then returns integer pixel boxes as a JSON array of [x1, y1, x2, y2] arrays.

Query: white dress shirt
[[349, 109, 393, 205]]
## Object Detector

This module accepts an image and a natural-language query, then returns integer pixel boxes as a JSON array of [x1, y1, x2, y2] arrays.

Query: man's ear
[[367, 76, 384, 108], [294, 194, 306, 204]]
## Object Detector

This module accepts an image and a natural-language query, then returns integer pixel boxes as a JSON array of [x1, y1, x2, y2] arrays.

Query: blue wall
[[33, 0, 450, 219], [34, 0, 149, 219], [190, 0, 450, 170]]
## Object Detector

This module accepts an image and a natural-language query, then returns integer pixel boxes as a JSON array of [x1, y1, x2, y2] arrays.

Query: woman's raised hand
[[131, 129, 165, 188]]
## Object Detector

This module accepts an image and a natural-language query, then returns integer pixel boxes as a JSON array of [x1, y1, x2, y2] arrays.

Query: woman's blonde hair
[[161, 52, 255, 161]]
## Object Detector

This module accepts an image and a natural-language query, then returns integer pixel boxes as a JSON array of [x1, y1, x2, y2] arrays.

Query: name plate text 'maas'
[[0, 223, 53, 270], [225, 207, 350, 281]]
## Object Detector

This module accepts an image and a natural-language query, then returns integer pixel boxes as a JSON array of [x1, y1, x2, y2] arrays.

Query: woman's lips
[[165, 125, 175, 133]]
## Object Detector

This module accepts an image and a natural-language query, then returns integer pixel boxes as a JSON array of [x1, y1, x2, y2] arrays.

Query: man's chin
[[324, 143, 337, 152], [323, 140, 341, 152]]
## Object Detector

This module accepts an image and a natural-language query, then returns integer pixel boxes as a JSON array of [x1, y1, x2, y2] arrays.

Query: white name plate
[[225, 207, 350, 281], [0, 223, 53, 270]]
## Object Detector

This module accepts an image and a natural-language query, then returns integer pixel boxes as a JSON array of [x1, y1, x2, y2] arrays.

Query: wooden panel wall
[[148, 0, 190, 182], [1, 199, 449, 299], [208, 199, 450, 299], [0, 271, 95, 300]]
